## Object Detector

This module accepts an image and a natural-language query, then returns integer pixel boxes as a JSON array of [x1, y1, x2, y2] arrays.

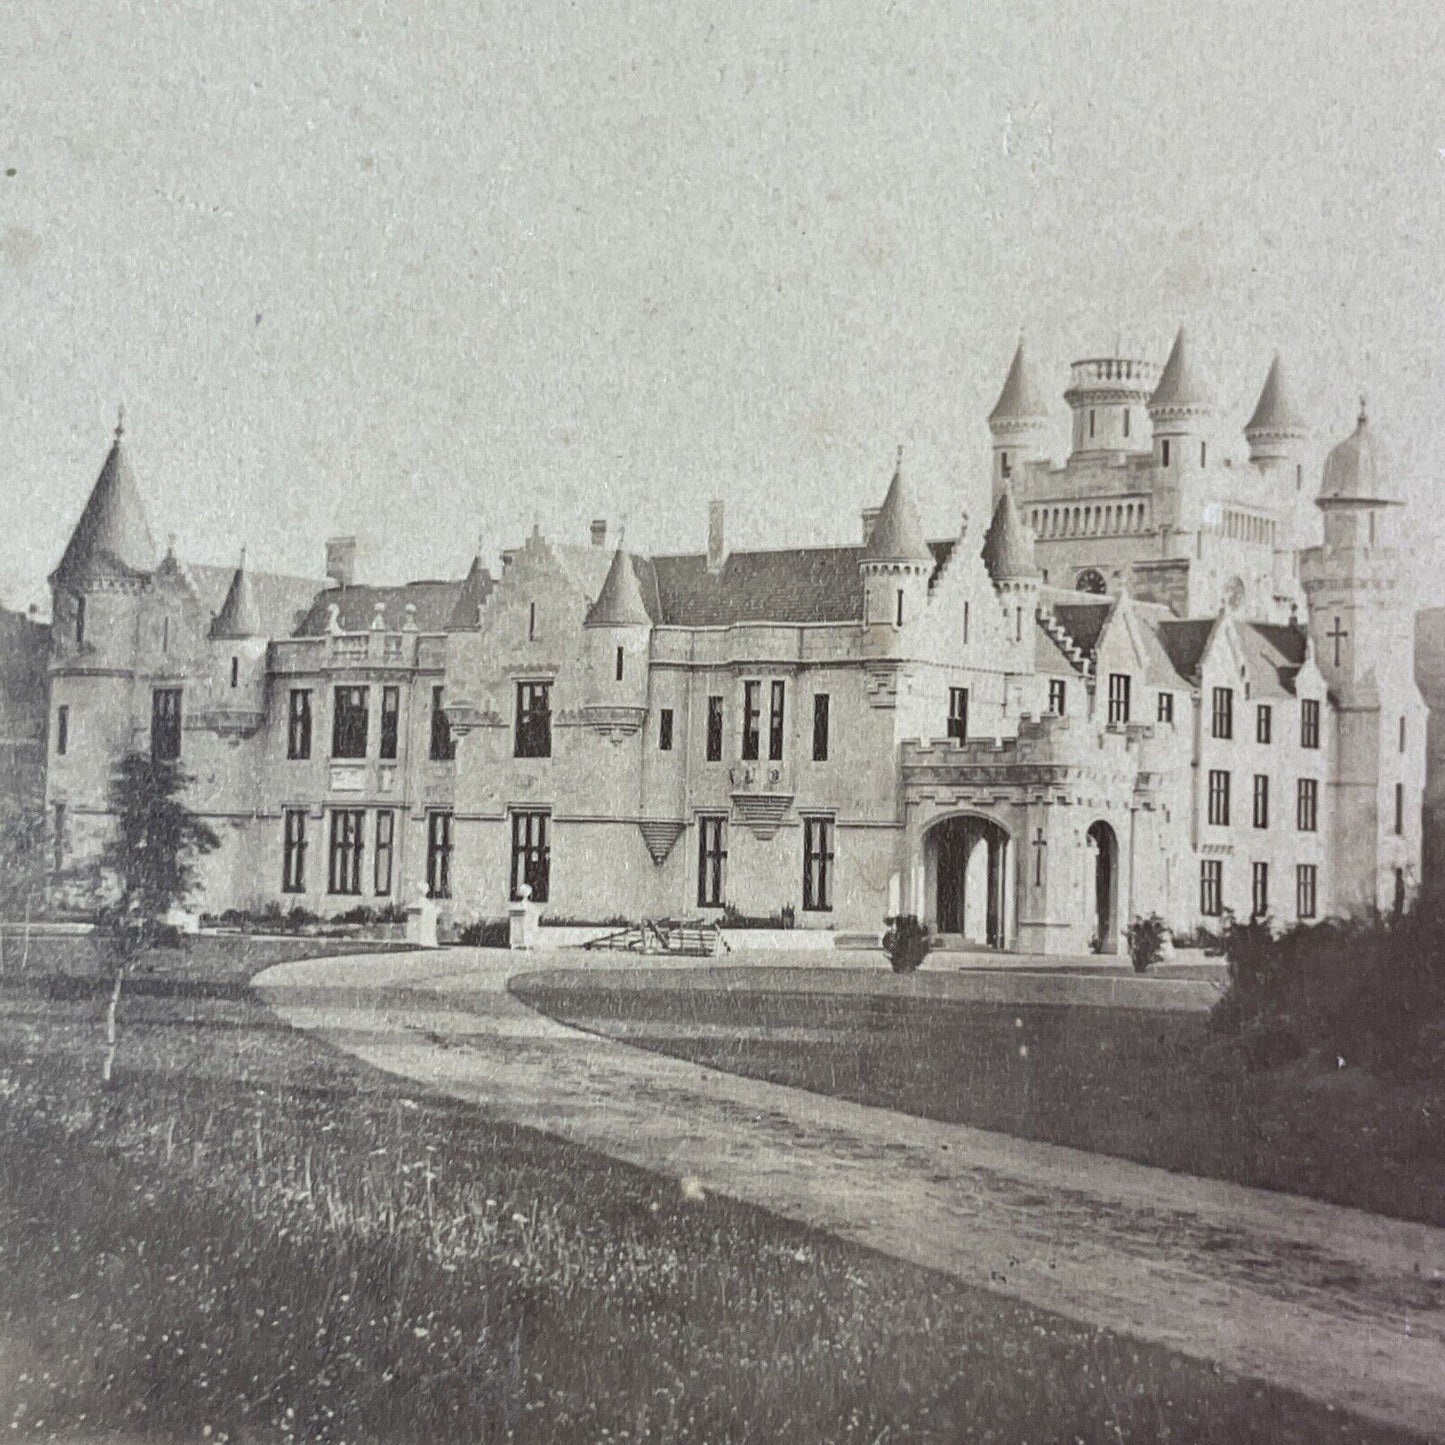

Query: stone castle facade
[[40, 331, 1428, 953]]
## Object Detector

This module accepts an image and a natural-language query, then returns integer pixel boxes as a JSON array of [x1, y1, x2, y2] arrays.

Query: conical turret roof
[[51, 414, 157, 586], [981, 484, 1041, 580], [1320, 399, 1398, 504], [988, 339, 1048, 426], [1244, 353, 1306, 435], [445, 552, 494, 630], [586, 546, 651, 627], [210, 552, 262, 638], [862, 449, 932, 563], [1149, 328, 1215, 412]]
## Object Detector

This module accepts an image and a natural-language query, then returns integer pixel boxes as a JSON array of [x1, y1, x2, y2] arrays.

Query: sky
[[3, 0, 1445, 612]]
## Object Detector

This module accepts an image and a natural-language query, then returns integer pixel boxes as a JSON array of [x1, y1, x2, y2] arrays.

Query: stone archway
[[927, 814, 1012, 949], [1086, 820, 1120, 954]]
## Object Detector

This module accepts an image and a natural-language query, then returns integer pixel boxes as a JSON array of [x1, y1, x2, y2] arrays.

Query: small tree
[[93, 753, 219, 1085], [882, 915, 931, 973], [0, 767, 51, 974]]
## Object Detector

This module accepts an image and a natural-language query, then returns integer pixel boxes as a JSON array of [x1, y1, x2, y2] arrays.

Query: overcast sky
[[4, 0, 1445, 611]]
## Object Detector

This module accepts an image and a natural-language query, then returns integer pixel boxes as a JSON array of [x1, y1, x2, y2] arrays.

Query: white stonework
[[41, 344, 1430, 953]]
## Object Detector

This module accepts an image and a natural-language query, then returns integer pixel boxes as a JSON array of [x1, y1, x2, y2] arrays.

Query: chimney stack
[[325, 536, 358, 589], [590, 518, 608, 548], [707, 499, 726, 573]]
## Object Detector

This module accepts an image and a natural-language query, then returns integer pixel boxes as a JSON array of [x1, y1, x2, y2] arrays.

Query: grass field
[[0, 938, 1424, 1444], [511, 967, 1445, 1229]]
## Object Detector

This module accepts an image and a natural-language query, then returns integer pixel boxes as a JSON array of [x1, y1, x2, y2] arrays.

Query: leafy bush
[[459, 918, 510, 948], [1125, 914, 1169, 974], [1211, 907, 1445, 1076], [882, 915, 931, 974]]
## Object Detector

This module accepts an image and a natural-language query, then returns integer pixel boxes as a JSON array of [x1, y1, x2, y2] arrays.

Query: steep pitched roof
[[209, 555, 262, 639], [586, 547, 651, 627], [1245, 353, 1306, 436], [52, 425, 157, 586], [1320, 402, 1399, 503], [445, 554, 496, 630], [980, 485, 1041, 580], [292, 580, 465, 636], [189, 565, 326, 640], [1047, 600, 1113, 659], [1243, 622, 1308, 697], [862, 451, 931, 563], [1154, 617, 1217, 683], [647, 546, 864, 626], [988, 339, 1048, 425], [1034, 620, 1080, 677], [1149, 327, 1214, 412]]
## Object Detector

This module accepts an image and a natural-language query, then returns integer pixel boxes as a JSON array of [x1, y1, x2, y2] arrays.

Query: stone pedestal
[[404, 897, 439, 949], [508, 886, 540, 950]]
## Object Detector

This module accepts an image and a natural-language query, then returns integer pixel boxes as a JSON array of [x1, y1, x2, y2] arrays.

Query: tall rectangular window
[[741, 681, 761, 761], [429, 686, 455, 761], [328, 809, 364, 895], [615, 645, 625, 682], [332, 686, 369, 760], [376, 686, 399, 760], [1296, 777, 1318, 832], [658, 708, 674, 751], [1400, 716, 1407, 753], [52, 802, 66, 874], [373, 809, 394, 896], [1107, 673, 1131, 725], [1300, 699, 1320, 750], [1200, 859, 1222, 917], [1049, 679, 1066, 715], [1256, 704, 1272, 745], [769, 680, 785, 762], [74, 594, 86, 647], [697, 814, 727, 908], [947, 687, 968, 742], [287, 689, 312, 760], [706, 695, 724, 762], [230, 656, 239, 689], [1395, 782, 1405, 836], [895, 589, 905, 627], [1161, 438, 1171, 468], [151, 688, 182, 762], [1253, 774, 1269, 829], [812, 693, 830, 761], [509, 810, 550, 902], [1251, 862, 1269, 919], [1157, 691, 1174, 724], [514, 681, 552, 759], [426, 810, 453, 899], [1211, 686, 1233, 740], [282, 809, 307, 894], [55, 705, 69, 757], [1296, 864, 1318, 920], [1207, 769, 1231, 826], [802, 817, 835, 912]]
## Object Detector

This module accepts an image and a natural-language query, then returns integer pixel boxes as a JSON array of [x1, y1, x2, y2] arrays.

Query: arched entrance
[[928, 815, 1011, 949], [1086, 820, 1119, 954]]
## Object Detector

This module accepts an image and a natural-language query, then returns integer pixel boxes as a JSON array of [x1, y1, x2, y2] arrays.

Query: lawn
[[0, 938, 1423, 1444], [511, 967, 1445, 1230]]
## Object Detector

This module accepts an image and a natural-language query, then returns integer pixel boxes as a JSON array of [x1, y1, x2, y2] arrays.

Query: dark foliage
[[1125, 914, 1169, 974], [1211, 908, 1445, 1076], [882, 915, 931, 973], [458, 917, 510, 947]]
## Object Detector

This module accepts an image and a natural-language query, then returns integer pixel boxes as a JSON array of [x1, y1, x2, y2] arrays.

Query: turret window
[[615, 646, 624, 682], [1201, 442, 1208, 467], [1123, 408, 1131, 438], [1395, 783, 1405, 836], [1400, 716, 1407, 753], [230, 656, 239, 689], [55, 705, 69, 757], [1089, 409, 1096, 439], [1161, 439, 1171, 468], [706, 696, 724, 762], [896, 588, 905, 627], [1049, 679, 1066, 714], [1000, 450, 1011, 479], [659, 708, 674, 752]]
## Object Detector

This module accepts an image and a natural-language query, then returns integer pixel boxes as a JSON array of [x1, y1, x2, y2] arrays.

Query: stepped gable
[[586, 547, 651, 628], [209, 555, 262, 639], [1034, 618, 1082, 677], [52, 418, 157, 586], [1046, 599, 1113, 660]]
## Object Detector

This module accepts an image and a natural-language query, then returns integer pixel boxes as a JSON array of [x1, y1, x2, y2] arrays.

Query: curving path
[[255, 948, 1445, 1442]]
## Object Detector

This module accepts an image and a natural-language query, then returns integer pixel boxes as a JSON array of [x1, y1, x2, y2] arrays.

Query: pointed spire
[[585, 546, 651, 627], [981, 483, 1041, 581], [445, 550, 493, 631], [1244, 352, 1306, 436], [1149, 327, 1215, 413], [988, 338, 1048, 427], [210, 548, 262, 639], [51, 416, 158, 586], [862, 447, 931, 563]]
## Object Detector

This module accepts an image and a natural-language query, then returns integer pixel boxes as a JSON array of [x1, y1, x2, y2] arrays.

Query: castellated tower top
[[1062, 349, 1159, 459]]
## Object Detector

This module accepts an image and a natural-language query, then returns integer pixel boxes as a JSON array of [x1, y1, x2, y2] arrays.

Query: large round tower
[[1062, 350, 1159, 460]]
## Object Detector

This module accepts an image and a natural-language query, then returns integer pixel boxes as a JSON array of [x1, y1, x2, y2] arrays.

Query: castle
[[41, 330, 1428, 953]]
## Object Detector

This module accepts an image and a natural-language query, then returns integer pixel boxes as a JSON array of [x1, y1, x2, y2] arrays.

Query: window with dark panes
[[1157, 691, 1173, 724], [706, 695, 723, 762], [1253, 774, 1269, 829], [1395, 783, 1405, 836], [768, 680, 785, 762], [1207, 769, 1231, 826], [509, 811, 550, 902], [1049, 679, 1066, 715], [802, 817, 834, 912], [378, 686, 400, 760], [1296, 864, 1317, 920], [55, 705, 69, 757], [697, 815, 727, 908], [282, 810, 307, 894], [741, 681, 761, 761], [812, 694, 830, 761], [947, 687, 968, 742], [515, 681, 552, 759], [1252, 862, 1268, 918], [287, 689, 312, 760], [332, 686, 369, 760], [1107, 673, 1131, 725], [151, 688, 182, 762], [1200, 859, 1223, 916], [429, 686, 455, 761], [658, 708, 673, 751], [426, 810, 453, 899], [1212, 687, 1233, 740], [1256, 704, 1272, 744], [328, 809, 364, 895], [1296, 777, 1318, 832], [1300, 699, 1320, 750], [373, 809, 394, 896]]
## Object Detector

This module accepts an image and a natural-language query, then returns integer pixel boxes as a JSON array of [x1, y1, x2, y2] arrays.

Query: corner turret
[[981, 484, 1041, 657], [987, 339, 1049, 506], [1148, 327, 1216, 472], [584, 546, 652, 712], [860, 447, 933, 632]]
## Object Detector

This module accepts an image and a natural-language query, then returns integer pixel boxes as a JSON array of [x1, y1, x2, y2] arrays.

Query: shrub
[[1211, 906, 1445, 1076], [459, 918, 510, 948], [882, 915, 931, 974], [1125, 914, 1169, 974]]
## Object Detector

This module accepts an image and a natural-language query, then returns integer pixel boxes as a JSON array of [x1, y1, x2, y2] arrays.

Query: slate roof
[[1149, 327, 1214, 412], [292, 579, 464, 636], [645, 546, 866, 626], [52, 431, 158, 586], [190, 565, 326, 640], [989, 339, 1048, 424], [1245, 353, 1306, 435], [586, 548, 652, 627]]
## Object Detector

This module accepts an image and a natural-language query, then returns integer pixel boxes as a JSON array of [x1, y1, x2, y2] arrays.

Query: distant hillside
[[0, 605, 50, 806]]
